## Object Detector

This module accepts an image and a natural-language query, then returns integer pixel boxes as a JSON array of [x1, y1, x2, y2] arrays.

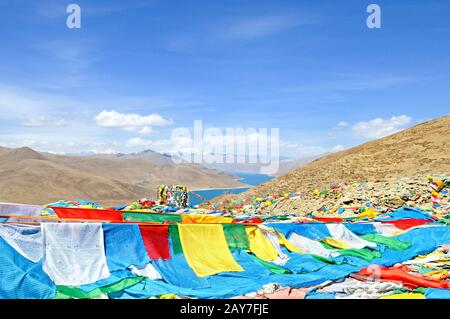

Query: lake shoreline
[[190, 186, 249, 192], [189, 172, 274, 205]]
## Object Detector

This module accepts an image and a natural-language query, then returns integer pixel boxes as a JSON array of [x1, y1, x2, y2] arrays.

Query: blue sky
[[0, 0, 449, 157]]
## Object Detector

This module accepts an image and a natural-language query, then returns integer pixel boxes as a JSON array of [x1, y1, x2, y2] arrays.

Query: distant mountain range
[[0, 147, 245, 206], [64, 150, 323, 176], [183, 154, 321, 176]]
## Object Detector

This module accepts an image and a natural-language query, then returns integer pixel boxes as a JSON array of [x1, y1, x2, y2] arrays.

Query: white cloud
[[0, 139, 50, 148], [332, 121, 349, 131], [291, 74, 423, 93], [94, 110, 173, 134], [331, 144, 345, 152], [280, 141, 299, 149], [126, 137, 155, 148], [279, 140, 327, 156], [46, 150, 67, 155], [126, 137, 178, 148], [95, 110, 172, 127], [122, 126, 153, 134], [18, 116, 68, 127], [296, 145, 327, 156], [88, 148, 119, 155], [352, 115, 412, 139], [280, 142, 346, 156], [35, 2, 155, 19], [416, 118, 431, 124], [0, 84, 77, 117]]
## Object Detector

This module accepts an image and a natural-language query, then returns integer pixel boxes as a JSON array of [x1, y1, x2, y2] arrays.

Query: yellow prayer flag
[[178, 224, 243, 277], [245, 226, 279, 261]]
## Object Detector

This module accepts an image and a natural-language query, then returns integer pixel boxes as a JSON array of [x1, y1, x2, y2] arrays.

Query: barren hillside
[[0, 147, 244, 206]]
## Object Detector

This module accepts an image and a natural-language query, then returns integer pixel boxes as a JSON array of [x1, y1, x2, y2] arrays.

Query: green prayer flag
[[55, 276, 145, 299], [169, 224, 183, 255], [311, 254, 341, 264], [338, 248, 382, 261], [414, 287, 428, 294], [122, 212, 182, 223], [361, 234, 411, 251], [320, 241, 382, 261], [222, 224, 250, 251]]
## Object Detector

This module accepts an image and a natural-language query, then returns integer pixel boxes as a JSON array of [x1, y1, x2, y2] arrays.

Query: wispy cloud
[[18, 116, 68, 127], [166, 13, 314, 53], [332, 121, 349, 130], [0, 84, 78, 118], [280, 141, 345, 157], [165, 35, 197, 53], [29, 38, 102, 89], [289, 73, 424, 93], [223, 14, 306, 40], [352, 115, 412, 139], [34, 0, 156, 18], [331, 144, 345, 152]]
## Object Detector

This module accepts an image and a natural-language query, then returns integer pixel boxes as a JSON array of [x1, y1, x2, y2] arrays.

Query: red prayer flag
[[52, 207, 123, 222], [139, 225, 171, 260], [314, 217, 344, 223], [232, 217, 264, 224], [381, 218, 432, 230], [358, 265, 449, 289]]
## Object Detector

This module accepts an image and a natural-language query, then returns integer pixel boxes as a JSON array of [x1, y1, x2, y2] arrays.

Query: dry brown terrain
[[245, 115, 450, 198], [0, 147, 245, 206]]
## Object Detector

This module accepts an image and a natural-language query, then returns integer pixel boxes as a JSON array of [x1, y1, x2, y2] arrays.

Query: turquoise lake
[[189, 172, 274, 206]]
